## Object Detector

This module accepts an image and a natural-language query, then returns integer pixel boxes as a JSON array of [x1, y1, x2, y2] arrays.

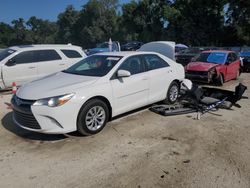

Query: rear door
[[111, 55, 149, 115], [2, 50, 38, 87], [142, 54, 173, 103], [225, 53, 240, 80], [35, 49, 63, 79]]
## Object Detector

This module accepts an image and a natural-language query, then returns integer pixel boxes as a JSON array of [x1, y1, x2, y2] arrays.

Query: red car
[[185, 50, 241, 85]]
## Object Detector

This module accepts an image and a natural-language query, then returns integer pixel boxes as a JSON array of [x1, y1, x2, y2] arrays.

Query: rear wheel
[[163, 81, 179, 104], [77, 99, 109, 136]]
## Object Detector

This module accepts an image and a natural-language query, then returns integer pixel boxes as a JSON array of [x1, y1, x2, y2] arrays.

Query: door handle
[[142, 77, 148, 80], [28, 67, 36, 69]]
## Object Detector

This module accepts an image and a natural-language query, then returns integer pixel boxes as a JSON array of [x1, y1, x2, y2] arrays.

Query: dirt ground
[[0, 74, 250, 188]]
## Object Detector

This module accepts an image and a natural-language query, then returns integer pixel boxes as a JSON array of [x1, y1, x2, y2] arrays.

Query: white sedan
[[11, 50, 184, 135]]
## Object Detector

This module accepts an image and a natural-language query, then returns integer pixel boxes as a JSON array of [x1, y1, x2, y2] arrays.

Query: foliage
[[0, 0, 249, 48]]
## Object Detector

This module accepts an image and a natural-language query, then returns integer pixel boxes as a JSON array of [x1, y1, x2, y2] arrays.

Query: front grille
[[186, 71, 208, 76], [11, 95, 41, 129], [13, 110, 41, 129]]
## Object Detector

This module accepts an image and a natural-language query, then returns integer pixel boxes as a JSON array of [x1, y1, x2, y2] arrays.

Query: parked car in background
[[86, 41, 120, 55], [0, 44, 86, 90], [240, 47, 250, 72], [175, 43, 188, 55], [121, 41, 144, 51], [176, 47, 212, 66], [185, 50, 241, 85], [11, 42, 185, 135]]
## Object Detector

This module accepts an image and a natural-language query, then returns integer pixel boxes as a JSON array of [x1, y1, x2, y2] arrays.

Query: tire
[[77, 99, 109, 136], [163, 81, 179, 104], [217, 74, 224, 86]]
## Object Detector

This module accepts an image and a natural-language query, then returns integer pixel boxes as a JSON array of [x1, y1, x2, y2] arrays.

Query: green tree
[[0, 22, 14, 47], [166, 0, 227, 46], [57, 5, 79, 43], [121, 0, 171, 42], [72, 0, 119, 48], [10, 18, 28, 45], [226, 0, 250, 45], [27, 16, 58, 44]]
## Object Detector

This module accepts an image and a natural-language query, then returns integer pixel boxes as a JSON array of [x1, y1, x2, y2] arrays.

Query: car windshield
[[97, 43, 109, 48], [0, 48, 16, 61], [63, 55, 122, 77], [196, 52, 227, 64]]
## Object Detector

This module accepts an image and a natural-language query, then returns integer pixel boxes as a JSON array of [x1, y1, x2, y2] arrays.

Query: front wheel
[[77, 99, 109, 136], [216, 74, 224, 86], [163, 81, 179, 104]]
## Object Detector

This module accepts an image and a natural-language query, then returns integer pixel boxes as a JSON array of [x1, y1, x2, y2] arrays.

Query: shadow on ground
[[1, 112, 68, 141]]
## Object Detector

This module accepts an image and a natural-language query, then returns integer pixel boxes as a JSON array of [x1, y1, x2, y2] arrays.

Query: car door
[[2, 50, 38, 87], [230, 52, 240, 78], [110, 55, 149, 115], [35, 49, 63, 79], [142, 54, 173, 103], [225, 53, 240, 80]]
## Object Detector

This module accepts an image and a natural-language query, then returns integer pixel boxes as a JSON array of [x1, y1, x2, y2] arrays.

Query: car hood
[[16, 72, 99, 100], [186, 62, 219, 71]]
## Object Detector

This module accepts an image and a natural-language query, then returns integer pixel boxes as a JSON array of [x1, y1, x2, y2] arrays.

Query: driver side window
[[12, 51, 34, 64], [227, 53, 234, 64]]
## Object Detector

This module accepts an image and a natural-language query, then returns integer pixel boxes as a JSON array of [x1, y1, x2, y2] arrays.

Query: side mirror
[[117, 69, 131, 78], [5, 59, 16, 67], [225, 61, 230, 65]]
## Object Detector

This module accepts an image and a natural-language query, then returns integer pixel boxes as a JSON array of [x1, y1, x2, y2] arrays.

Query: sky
[[0, 0, 131, 24]]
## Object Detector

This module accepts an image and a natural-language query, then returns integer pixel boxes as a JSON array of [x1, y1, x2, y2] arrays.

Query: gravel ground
[[0, 74, 250, 188]]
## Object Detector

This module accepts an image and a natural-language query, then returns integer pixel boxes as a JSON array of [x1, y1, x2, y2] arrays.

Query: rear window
[[13, 50, 61, 64], [33, 50, 61, 62], [61, 49, 82, 58], [144, 55, 169, 70]]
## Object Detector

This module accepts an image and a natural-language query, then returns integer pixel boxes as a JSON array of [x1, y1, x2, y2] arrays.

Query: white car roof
[[94, 51, 160, 57], [9, 44, 82, 51]]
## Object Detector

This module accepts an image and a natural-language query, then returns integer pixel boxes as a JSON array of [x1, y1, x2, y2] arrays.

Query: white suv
[[0, 44, 86, 90]]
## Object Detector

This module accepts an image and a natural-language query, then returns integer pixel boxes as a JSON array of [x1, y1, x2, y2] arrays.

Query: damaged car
[[185, 50, 241, 86]]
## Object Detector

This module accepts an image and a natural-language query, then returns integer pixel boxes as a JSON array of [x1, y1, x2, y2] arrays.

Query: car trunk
[[138, 41, 175, 61]]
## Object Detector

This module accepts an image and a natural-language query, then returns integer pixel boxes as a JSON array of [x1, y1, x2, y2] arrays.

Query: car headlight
[[208, 68, 216, 78], [33, 93, 75, 107]]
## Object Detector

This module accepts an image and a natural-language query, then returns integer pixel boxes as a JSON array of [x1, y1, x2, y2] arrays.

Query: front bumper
[[11, 95, 81, 134], [185, 71, 210, 83]]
